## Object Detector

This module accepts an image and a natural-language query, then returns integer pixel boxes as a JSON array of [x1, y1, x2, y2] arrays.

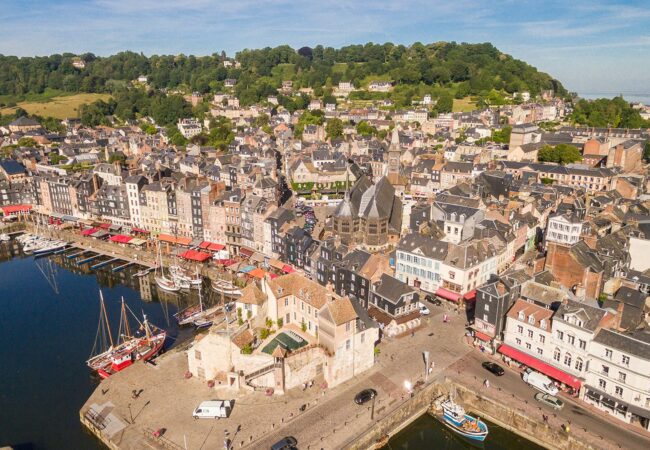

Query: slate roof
[[593, 329, 650, 361], [0, 160, 26, 175], [373, 273, 414, 303], [555, 299, 607, 332]]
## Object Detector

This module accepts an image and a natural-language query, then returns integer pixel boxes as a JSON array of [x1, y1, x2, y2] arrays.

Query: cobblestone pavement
[[449, 350, 650, 450]]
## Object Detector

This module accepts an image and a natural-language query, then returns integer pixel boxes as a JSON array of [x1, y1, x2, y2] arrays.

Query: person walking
[[483, 379, 490, 388]]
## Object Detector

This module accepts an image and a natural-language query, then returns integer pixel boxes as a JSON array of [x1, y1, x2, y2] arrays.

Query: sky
[[1, 0, 649, 97]]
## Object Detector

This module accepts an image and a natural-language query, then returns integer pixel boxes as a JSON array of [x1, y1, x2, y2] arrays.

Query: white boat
[[154, 243, 181, 292], [0, 233, 10, 242], [155, 275, 181, 292], [134, 267, 153, 277], [33, 240, 67, 255], [439, 398, 488, 442], [211, 279, 242, 297], [170, 265, 202, 288]]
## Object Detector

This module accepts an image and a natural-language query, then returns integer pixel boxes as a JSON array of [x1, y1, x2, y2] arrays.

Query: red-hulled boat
[[87, 292, 166, 379]]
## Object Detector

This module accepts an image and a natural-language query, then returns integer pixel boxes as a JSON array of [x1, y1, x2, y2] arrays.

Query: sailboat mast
[[121, 298, 132, 338], [100, 291, 114, 347]]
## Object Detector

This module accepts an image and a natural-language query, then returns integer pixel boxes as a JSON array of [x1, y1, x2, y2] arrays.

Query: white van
[[192, 400, 233, 419], [522, 369, 559, 396]]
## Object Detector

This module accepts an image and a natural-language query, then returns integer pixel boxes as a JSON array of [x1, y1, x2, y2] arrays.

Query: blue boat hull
[[441, 414, 488, 442]]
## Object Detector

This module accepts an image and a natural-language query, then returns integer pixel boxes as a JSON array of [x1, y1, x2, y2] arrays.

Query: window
[[537, 348, 543, 356], [540, 319, 547, 330], [599, 379, 606, 389], [564, 353, 572, 367], [553, 348, 561, 362], [528, 315, 535, 325], [605, 349, 612, 359], [526, 343, 532, 350], [516, 338, 522, 346], [622, 355, 630, 366], [194, 350, 202, 361], [518, 311, 525, 321], [602, 365, 609, 375], [615, 386, 623, 397], [619, 372, 627, 383], [557, 331, 564, 341], [528, 330, 533, 338], [346, 322, 351, 332], [567, 335, 575, 346], [517, 325, 524, 334], [575, 358, 583, 371], [539, 335, 545, 344], [485, 304, 490, 312], [346, 340, 350, 350], [579, 339, 586, 350]]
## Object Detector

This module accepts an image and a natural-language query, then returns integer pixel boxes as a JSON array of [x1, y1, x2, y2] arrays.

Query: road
[[249, 305, 472, 449], [453, 351, 650, 450]]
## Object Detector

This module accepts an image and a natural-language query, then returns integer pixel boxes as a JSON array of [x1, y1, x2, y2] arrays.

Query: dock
[[66, 250, 86, 259], [90, 257, 119, 270], [77, 253, 100, 265], [112, 261, 134, 272]]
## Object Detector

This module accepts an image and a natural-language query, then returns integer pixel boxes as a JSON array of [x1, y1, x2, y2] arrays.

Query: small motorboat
[[193, 317, 213, 329], [134, 267, 153, 277], [0, 233, 10, 242], [439, 398, 488, 442]]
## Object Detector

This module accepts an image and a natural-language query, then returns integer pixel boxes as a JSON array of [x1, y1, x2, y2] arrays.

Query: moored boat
[[438, 398, 488, 442], [211, 278, 242, 297], [0, 233, 10, 242], [86, 292, 166, 379]]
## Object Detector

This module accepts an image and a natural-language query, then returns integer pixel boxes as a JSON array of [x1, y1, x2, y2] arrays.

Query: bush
[[241, 343, 253, 355], [301, 321, 307, 332], [260, 328, 270, 340], [265, 318, 273, 328], [277, 318, 283, 328]]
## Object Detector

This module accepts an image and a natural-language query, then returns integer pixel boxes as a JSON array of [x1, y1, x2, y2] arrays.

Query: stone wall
[[343, 379, 594, 450]]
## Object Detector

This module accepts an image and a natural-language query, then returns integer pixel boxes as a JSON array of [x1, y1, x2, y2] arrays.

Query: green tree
[[644, 140, 650, 162], [491, 126, 511, 144], [17, 137, 37, 147], [436, 93, 453, 113], [108, 152, 126, 165], [325, 118, 344, 140], [356, 120, 377, 136], [538, 144, 582, 165]]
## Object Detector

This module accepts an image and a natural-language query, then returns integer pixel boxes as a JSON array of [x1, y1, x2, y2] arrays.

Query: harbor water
[[383, 413, 545, 450], [0, 240, 205, 450], [0, 239, 545, 450]]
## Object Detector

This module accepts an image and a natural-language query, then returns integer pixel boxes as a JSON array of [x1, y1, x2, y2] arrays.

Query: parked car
[[424, 295, 442, 306], [481, 361, 505, 376], [354, 388, 377, 405], [534, 393, 564, 410], [418, 302, 430, 315], [270, 436, 298, 450]]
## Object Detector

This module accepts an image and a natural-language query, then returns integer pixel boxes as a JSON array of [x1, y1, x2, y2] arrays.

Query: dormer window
[[528, 315, 535, 325], [518, 311, 525, 321], [540, 319, 547, 330]]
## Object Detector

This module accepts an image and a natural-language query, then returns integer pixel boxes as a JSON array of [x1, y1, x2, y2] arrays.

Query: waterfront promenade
[[80, 305, 472, 449]]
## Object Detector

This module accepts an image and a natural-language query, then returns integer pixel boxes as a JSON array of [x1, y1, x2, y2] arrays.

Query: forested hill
[[0, 42, 565, 104]]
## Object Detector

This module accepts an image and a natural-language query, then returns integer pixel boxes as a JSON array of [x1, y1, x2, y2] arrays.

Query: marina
[[0, 237, 211, 450]]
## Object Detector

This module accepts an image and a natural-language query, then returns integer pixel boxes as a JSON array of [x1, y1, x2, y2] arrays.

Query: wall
[[629, 236, 650, 272]]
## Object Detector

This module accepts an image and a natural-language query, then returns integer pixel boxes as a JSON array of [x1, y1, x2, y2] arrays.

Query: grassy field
[[0, 93, 111, 119], [453, 97, 477, 112]]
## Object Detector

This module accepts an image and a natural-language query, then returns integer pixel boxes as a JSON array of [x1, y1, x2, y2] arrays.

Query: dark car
[[424, 295, 442, 306], [354, 388, 377, 405], [482, 361, 505, 376], [270, 436, 297, 450]]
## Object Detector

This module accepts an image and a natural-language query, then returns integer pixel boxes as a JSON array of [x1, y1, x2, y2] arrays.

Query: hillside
[[0, 42, 566, 109]]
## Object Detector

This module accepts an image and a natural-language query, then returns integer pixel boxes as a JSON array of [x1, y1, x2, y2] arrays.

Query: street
[[451, 351, 650, 450]]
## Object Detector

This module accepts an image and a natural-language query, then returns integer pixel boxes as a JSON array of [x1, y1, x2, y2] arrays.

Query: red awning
[[435, 287, 461, 302], [99, 223, 111, 229], [281, 264, 295, 274], [179, 249, 212, 262], [498, 344, 582, 391], [215, 258, 236, 266], [158, 234, 192, 246], [81, 227, 99, 236], [474, 332, 493, 342], [109, 234, 132, 244], [239, 247, 254, 258], [1, 204, 32, 215], [131, 227, 149, 234], [199, 241, 226, 251], [269, 273, 279, 279], [464, 289, 477, 301]]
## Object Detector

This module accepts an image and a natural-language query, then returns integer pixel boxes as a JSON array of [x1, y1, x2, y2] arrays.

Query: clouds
[[0, 0, 647, 94]]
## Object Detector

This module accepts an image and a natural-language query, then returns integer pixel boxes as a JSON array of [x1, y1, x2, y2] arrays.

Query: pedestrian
[[483, 379, 490, 388], [411, 330, 415, 338]]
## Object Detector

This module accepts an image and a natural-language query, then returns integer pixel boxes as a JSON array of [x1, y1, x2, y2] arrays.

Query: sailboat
[[175, 285, 222, 327], [169, 265, 202, 288], [86, 292, 167, 379], [154, 242, 181, 292]]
